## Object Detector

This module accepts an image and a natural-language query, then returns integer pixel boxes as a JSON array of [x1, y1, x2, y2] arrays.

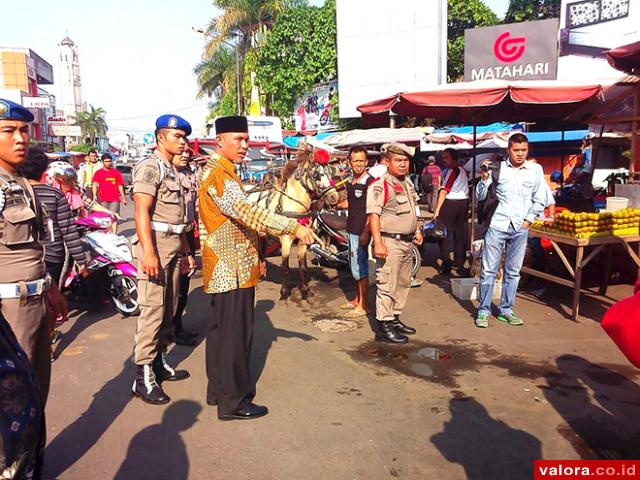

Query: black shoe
[[153, 352, 190, 382], [132, 365, 170, 405], [455, 266, 471, 278], [439, 261, 452, 275], [375, 320, 409, 344], [392, 316, 416, 335], [218, 403, 269, 421], [175, 331, 197, 347]]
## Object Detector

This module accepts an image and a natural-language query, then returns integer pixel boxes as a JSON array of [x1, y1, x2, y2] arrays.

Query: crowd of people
[[0, 93, 555, 478]]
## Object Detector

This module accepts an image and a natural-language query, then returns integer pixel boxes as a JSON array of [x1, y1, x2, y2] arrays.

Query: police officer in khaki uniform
[[367, 143, 423, 344], [0, 98, 67, 403], [131, 114, 196, 405]]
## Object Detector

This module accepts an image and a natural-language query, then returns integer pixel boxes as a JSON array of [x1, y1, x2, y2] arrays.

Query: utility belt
[[381, 232, 415, 242], [151, 222, 188, 235], [0, 275, 51, 300]]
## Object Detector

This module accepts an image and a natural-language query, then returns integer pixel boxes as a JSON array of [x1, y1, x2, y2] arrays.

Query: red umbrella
[[357, 81, 604, 123], [607, 41, 640, 75]]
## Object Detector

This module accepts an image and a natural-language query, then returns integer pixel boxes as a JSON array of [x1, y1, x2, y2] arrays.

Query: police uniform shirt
[[0, 166, 45, 283], [366, 173, 419, 235], [133, 152, 185, 225]]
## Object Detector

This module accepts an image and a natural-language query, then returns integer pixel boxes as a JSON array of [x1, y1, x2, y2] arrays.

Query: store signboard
[[465, 19, 560, 81], [22, 96, 50, 108], [49, 125, 82, 137], [47, 115, 68, 125]]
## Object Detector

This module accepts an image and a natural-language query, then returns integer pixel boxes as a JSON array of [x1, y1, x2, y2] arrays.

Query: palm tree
[[203, 0, 306, 57], [194, 45, 237, 99], [75, 105, 108, 145]]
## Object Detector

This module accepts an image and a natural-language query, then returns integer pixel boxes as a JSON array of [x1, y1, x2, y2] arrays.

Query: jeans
[[478, 224, 529, 316]]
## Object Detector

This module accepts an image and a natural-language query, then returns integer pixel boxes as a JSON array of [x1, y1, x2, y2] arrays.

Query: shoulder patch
[[140, 165, 159, 183]]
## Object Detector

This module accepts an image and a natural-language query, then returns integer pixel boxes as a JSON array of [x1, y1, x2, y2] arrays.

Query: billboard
[[560, 0, 640, 56], [22, 96, 50, 108], [211, 116, 283, 144], [336, 0, 447, 118], [294, 80, 338, 131], [464, 19, 560, 81], [48, 125, 82, 137]]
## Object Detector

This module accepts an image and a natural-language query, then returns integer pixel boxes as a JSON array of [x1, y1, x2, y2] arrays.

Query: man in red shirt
[[92, 153, 127, 232]]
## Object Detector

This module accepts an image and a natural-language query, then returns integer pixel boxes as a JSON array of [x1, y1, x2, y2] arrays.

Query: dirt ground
[[43, 214, 640, 479]]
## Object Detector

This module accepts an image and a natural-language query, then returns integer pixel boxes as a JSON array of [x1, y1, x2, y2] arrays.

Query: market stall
[[525, 209, 640, 320]]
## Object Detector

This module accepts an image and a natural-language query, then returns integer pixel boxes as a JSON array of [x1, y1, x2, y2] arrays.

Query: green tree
[[203, 0, 307, 56], [74, 105, 108, 145], [504, 0, 561, 23], [255, 0, 337, 120], [194, 45, 237, 99], [448, 0, 499, 81]]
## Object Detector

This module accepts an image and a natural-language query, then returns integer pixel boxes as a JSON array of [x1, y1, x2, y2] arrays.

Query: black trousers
[[439, 198, 469, 268], [173, 273, 190, 333], [206, 287, 256, 416]]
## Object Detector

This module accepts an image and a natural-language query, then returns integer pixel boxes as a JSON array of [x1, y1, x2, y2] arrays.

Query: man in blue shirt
[[475, 133, 547, 328]]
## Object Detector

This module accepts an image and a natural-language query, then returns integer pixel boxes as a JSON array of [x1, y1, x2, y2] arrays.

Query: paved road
[[43, 203, 640, 479]]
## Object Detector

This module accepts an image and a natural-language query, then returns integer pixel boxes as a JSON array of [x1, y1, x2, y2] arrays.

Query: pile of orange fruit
[[531, 208, 640, 239]]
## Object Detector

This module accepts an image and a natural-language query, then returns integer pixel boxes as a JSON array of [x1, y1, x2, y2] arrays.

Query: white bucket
[[606, 197, 629, 212], [450, 278, 502, 301]]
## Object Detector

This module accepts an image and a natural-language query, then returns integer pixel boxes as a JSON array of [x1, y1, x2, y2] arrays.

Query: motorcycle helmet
[[550, 170, 562, 183]]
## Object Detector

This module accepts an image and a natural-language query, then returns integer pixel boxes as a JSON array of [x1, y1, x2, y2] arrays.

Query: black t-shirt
[[346, 174, 373, 235]]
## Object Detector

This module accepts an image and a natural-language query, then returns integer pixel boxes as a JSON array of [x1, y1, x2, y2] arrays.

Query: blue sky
[[2, 0, 509, 135]]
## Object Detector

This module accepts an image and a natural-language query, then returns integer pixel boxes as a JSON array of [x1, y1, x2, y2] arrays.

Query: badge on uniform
[[354, 190, 363, 198]]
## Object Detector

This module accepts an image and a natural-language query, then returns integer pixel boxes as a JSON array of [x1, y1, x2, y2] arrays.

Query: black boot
[[375, 320, 408, 344], [393, 315, 416, 335], [153, 351, 190, 382], [132, 365, 170, 405]]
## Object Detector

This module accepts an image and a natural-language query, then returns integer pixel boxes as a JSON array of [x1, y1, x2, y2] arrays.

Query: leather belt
[[151, 222, 187, 235], [0, 275, 51, 299], [381, 232, 415, 242]]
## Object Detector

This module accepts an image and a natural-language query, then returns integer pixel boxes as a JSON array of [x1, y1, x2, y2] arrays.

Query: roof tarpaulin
[[357, 80, 605, 124], [607, 41, 640, 75]]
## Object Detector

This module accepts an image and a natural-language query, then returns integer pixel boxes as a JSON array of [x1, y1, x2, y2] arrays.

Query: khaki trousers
[[1, 295, 50, 404], [133, 235, 181, 365], [375, 237, 414, 321]]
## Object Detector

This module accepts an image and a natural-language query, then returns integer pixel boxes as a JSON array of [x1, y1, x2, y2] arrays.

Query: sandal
[[340, 302, 356, 310], [344, 308, 367, 319]]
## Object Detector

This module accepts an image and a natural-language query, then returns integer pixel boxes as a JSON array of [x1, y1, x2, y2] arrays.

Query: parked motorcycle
[[309, 210, 422, 278], [63, 212, 140, 316]]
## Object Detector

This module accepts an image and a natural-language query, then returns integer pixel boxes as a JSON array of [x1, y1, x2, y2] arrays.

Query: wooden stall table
[[522, 229, 640, 320]]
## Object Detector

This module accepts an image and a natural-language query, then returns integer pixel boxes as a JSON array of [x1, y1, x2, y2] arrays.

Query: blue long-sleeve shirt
[[476, 159, 547, 233]]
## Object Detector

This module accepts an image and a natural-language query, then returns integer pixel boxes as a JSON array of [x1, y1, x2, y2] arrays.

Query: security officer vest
[[0, 166, 46, 283], [377, 173, 419, 235]]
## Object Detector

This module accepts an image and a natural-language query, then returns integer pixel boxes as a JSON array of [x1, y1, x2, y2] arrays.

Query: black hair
[[443, 148, 458, 161], [101, 153, 113, 161], [348, 146, 368, 159], [88, 148, 98, 155], [508, 133, 529, 147], [18, 148, 49, 181]]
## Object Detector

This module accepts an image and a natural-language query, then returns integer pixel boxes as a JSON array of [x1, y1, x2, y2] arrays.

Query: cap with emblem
[[155, 114, 192, 136], [385, 143, 415, 158], [427, 155, 436, 163], [214, 116, 248, 134], [0, 98, 34, 122]]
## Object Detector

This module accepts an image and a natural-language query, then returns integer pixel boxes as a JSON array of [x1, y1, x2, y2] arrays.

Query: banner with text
[[464, 19, 560, 82]]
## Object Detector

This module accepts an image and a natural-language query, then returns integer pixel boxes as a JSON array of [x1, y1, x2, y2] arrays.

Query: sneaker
[[496, 312, 524, 326], [475, 313, 489, 328]]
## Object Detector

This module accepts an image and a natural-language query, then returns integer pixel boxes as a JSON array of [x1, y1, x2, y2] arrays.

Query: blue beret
[[155, 114, 192, 136], [0, 98, 34, 122]]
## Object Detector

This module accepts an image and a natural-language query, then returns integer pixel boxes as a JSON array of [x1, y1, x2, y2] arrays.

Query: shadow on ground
[[542, 354, 640, 459], [431, 395, 542, 480], [113, 400, 201, 480]]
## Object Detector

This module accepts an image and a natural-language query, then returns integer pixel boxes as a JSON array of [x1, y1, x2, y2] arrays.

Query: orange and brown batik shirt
[[198, 154, 300, 294]]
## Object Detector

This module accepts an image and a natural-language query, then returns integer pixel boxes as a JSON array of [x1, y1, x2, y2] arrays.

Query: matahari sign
[[464, 19, 560, 82]]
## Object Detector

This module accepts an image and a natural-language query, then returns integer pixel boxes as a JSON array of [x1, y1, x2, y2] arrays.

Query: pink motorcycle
[[63, 212, 140, 316]]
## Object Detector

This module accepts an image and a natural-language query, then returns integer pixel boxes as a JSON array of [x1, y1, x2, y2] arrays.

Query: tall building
[[0, 47, 55, 141], [58, 35, 83, 121]]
